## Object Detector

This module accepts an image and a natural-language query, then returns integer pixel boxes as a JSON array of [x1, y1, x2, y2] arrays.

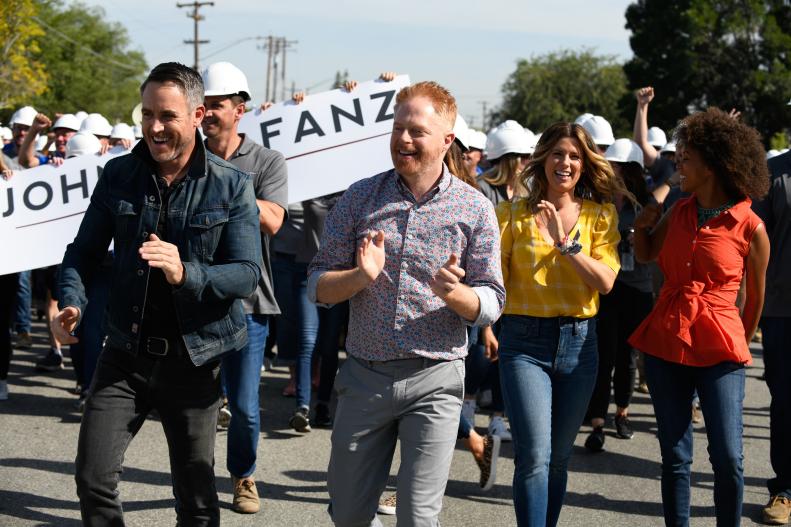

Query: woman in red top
[[630, 108, 770, 526]]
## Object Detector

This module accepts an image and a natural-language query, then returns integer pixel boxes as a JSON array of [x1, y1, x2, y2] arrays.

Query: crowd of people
[[0, 59, 789, 527]]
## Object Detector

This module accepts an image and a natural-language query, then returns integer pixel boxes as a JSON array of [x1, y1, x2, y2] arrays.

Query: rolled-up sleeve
[[306, 188, 357, 305], [463, 201, 505, 326]]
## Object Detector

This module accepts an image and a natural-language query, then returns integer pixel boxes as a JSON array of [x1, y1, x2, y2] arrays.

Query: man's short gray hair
[[140, 62, 204, 110]]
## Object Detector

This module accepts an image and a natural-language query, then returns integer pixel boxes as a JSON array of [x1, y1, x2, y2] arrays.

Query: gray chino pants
[[327, 356, 464, 527]]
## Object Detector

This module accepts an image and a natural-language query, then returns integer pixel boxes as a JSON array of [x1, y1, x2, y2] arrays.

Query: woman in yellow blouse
[[494, 121, 632, 526]]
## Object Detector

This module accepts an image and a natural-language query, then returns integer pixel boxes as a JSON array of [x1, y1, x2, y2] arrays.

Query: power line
[[202, 36, 266, 61], [31, 16, 144, 73], [176, 1, 214, 70]]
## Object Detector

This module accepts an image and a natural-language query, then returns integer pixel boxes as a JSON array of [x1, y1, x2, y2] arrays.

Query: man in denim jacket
[[52, 62, 262, 527]]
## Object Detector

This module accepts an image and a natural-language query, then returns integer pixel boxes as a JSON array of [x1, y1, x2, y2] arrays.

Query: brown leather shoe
[[763, 495, 791, 525], [232, 476, 260, 514]]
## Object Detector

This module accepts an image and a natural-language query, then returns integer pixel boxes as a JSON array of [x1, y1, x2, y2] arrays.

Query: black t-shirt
[[141, 176, 183, 342]]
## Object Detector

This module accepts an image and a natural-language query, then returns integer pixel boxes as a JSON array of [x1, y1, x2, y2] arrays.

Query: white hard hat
[[486, 120, 533, 160], [132, 124, 143, 139], [453, 114, 471, 150], [647, 126, 667, 148], [11, 106, 38, 127], [767, 149, 781, 159], [66, 131, 102, 158], [202, 61, 251, 101], [110, 123, 135, 141], [604, 138, 644, 168], [574, 113, 594, 125], [52, 114, 81, 132], [0, 127, 12, 141], [80, 113, 113, 137], [660, 141, 676, 154], [74, 111, 89, 124], [581, 115, 615, 147], [467, 130, 487, 151]]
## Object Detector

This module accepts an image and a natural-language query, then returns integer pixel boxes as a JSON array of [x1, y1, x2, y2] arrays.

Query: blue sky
[[76, 0, 635, 128]]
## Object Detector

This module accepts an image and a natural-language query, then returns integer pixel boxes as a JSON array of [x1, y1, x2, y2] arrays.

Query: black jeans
[[762, 316, 791, 499], [1, 273, 19, 380], [75, 344, 222, 526], [588, 281, 653, 419], [315, 301, 349, 404]]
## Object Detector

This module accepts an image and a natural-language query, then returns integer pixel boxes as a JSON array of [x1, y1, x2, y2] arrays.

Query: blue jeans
[[315, 302, 349, 404], [70, 263, 112, 393], [272, 254, 319, 409], [644, 354, 745, 527], [762, 317, 791, 499], [221, 314, 268, 478], [498, 315, 598, 527], [14, 270, 32, 334]]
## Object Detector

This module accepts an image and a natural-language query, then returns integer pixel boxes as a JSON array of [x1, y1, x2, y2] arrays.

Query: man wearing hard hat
[[3, 106, 49, 166], [18, 113, 81, 168], [200, 61, 288, 515]]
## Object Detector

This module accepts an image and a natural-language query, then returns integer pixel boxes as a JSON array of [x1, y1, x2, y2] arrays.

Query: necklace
[[697, 199, 735, 228]]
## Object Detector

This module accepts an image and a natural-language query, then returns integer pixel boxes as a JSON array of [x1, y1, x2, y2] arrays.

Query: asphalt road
[[0, 320, 775, 526]]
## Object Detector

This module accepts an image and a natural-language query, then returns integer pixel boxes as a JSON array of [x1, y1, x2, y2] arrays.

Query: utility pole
[[480, 101, 488, 130], [259, 36, 297, 102], [177, 1, 214, 70]]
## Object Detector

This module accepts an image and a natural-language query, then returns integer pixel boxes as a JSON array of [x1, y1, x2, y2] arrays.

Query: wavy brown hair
[[674, 107, 770, 200], [520, 122, 636, 208], [445, 141, 478, 189], [482, 153, 526, 196]]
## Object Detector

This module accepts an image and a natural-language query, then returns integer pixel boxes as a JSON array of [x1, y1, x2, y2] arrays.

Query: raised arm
[[18, 113, 51, 168], [633, 87, 659, 168]]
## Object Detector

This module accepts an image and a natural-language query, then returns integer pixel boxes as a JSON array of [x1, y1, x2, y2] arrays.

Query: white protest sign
[[0, 151, 123, 275], [0, 76, 410, 275], [238, 75, 410, 203]]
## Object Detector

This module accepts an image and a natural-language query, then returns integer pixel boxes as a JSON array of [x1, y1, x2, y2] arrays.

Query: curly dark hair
[[674, 108, 769, 200]]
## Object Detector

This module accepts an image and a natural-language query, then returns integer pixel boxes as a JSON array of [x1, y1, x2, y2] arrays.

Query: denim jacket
[[59, 134, 262, 366]]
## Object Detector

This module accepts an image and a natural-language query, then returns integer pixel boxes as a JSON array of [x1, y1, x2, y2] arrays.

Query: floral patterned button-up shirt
[[307, 166, 505, 361]]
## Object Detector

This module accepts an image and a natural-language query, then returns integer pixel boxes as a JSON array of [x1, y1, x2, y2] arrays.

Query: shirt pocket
[[189, 208, 229, 257], [114, 200, 139, 242]]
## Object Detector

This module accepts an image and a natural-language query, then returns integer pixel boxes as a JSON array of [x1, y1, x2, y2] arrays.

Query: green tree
[[624, 0, 791, 143], [0, 0, 48, 111], [496, 49, 629, 135], [29, 0, 147, 123]]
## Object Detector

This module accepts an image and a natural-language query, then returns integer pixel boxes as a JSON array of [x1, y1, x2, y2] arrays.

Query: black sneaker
[[313, 403, 333, 428], [615, 415, 634, 439], [289, 407, 311, 433], [585, 426, 605, 452], [36, 350, 64, 371]]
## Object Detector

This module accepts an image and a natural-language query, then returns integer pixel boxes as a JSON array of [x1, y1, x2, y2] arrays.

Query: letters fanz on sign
[[259, 89, 397, 149]]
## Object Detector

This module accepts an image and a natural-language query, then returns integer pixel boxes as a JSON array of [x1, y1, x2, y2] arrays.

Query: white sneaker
[[218, 405, 232, 429], [0, 380, 8, 400], [461, 399, 476, 425], [488, 415, 512, 442]]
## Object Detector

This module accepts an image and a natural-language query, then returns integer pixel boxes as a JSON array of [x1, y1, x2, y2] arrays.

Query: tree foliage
[[28, 0, 148, 123], [496, 49, 630, 135], [0, 0, 48, 110], [624, 0, 791, 143]]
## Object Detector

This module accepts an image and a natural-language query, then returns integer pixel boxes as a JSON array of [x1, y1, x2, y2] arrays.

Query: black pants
[[75, 344, 222, 526], [1, 273, 19, 380], [588, 281, 653, 419]]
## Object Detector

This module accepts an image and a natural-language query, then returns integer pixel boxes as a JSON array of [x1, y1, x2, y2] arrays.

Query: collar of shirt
[[133, 130, 209, 181], [392, 163, 453, 204]]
